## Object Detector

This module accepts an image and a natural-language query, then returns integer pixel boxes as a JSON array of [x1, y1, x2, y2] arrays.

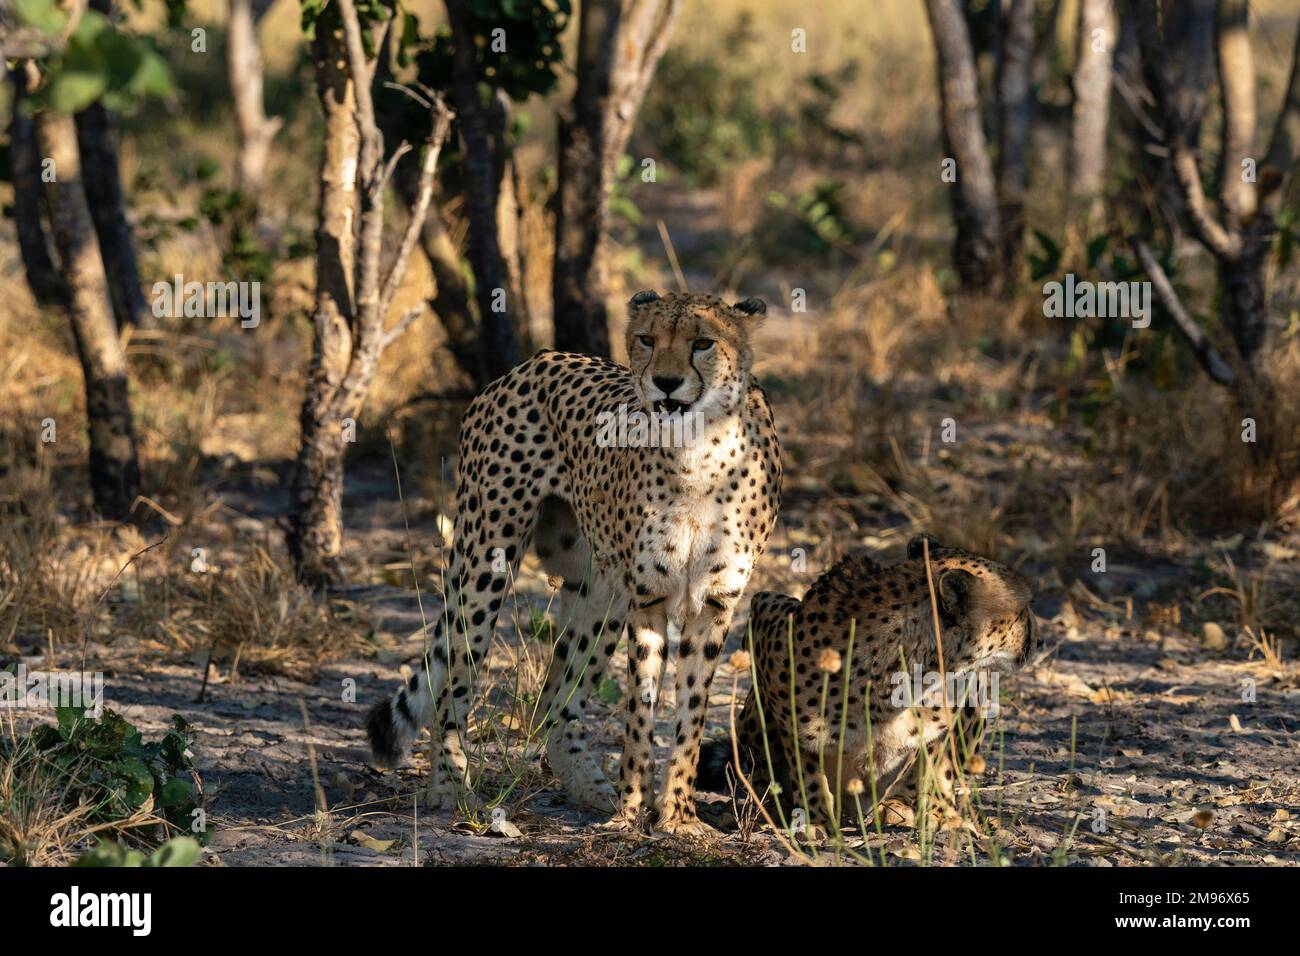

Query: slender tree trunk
[[75, 106, 152, 329], [1215, 0, 1255, 235], [289, 23, 361, 585], [35, 108, 141, 519], [375, 47, 480, 385], [73, 0, 152, 330], [552, 0, 679, 356], [1161, 0, 1218, 251], [1219, 245, 1271, 366], [1029, 0, 1064, 87], [227, 0, 282, 205], [1166, 0, 1217, 137], [995, 0, 1035, 279], [489, 90, 535, 356], [1069, 0, 1116, 224], [924, 0, 1000, 290], [444, 0, 519, 383], [289, 1, 453, 585], [8, 64, 67, 307]]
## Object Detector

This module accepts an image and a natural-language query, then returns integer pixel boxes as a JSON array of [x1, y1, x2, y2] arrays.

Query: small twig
[[1111, 72, 1165, 142], [196, 635, 219, 703], [728, 672, 812, 864], [383, 81, 432, 110], [80, 534, 169, 671], [129, 495, 183, 527], [1131, 238, 1237, 386], [378, 95, 455, 321], [378, 141, 414, 196], [381, 304, 426, 349], [656, 219, 688, 293]]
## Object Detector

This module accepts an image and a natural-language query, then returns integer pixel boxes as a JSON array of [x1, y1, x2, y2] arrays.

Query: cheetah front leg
[[614, 604, 669, 829], [879, 708, 985, 830], [656, 601, 734, 836]]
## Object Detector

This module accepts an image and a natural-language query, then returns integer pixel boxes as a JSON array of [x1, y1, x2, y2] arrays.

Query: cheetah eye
[[637, 335, 655, 349], [692, 338, 715, 352]]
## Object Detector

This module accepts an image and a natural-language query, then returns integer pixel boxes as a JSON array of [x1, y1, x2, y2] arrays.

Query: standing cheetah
[[366, 291, 781, 834], [700, 536, 1035, 833]]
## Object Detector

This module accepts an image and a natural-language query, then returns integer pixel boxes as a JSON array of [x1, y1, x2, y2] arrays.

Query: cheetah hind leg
[[534, 498, 625, 814]]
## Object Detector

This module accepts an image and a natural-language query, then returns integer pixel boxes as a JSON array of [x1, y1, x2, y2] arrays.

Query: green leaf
[[1085, 233, 1111, 269], [15, 0, 66, 33], [397, 11, 420, 67], [112, 756, 155, 808], [146, 836, 201, 867], [126, 50, 174, 99], [596, 676, 622, 705], [74, 840, 146, 867], [159, 776, 193, 808]]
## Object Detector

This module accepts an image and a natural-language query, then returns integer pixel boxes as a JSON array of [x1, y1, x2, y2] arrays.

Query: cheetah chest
[[635, 495, 753, 625]]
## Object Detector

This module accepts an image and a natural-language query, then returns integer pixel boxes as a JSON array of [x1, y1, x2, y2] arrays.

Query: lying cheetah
[[366, 291, 781, 834], [700, 536, 1035, 833]]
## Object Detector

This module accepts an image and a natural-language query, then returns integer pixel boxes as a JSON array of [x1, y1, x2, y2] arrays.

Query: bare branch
[[381, 304, 426, 350], [1131, 238, 1237, 386], [1258, 11, 1300, 216], [1112, 71, 1166, 142], [379, 95, 455, 321], [378, 140, 414, 194], [445, 0, 520, 379]]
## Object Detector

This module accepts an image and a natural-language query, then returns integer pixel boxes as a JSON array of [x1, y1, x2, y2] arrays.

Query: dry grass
[[0, 710, 183, 867], [2, 0, 1299, 865]]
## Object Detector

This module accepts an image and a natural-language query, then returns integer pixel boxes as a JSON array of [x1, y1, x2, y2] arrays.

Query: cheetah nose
[[652, 375, 684, 396]]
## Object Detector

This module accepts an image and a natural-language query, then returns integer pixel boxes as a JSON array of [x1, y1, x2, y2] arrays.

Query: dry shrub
[[119, 543, 376, 679]]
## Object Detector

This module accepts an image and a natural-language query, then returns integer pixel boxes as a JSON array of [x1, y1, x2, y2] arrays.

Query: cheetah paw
[[875, 798, 916, 828], [423, 778, 479, 812], [596, 811, 648, 833], [656, 815, 718, 840]]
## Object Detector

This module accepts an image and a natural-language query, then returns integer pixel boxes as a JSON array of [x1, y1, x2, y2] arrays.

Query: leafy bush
[[75, 835, 201, 867], [760, 179, 858, 259], [0, 706, 206, 865], [15, 0, 174, 115], [639, 14, 863, 186]]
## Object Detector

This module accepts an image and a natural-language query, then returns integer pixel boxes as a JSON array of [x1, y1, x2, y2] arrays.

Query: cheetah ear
[[907, 534, 942, 560], [731, 296, 766, 317], [938, 569, 976, 617], [629, 290, 660, 308]]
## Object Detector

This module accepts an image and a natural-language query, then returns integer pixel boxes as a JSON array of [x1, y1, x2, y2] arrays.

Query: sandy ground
[[17, 461, 1297, 868]]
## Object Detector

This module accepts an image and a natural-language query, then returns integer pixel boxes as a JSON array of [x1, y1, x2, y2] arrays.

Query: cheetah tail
[[695, 736, 741, 792], [366, 668, 437, 768]]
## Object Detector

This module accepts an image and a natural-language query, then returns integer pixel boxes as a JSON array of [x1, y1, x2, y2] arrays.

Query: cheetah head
[[625, 290, 765, 415], [906, 535, 1037, 675]]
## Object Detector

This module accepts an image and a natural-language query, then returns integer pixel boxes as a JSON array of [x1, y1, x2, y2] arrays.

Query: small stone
[[1201, 621, 1228, 651]]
